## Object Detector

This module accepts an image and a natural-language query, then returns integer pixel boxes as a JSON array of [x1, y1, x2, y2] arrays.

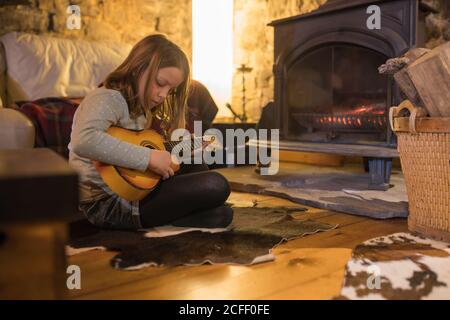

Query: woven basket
[[390, 100, 450, 242]]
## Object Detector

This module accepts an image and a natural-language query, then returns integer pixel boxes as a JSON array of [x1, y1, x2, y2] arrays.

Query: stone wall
[[422, 0, 450, 48], [0, 0, 192, 57], [231, 0, 327, 122]]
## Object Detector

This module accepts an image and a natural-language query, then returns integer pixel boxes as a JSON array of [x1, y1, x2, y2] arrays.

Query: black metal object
[[270, 0, 418, 146], [366, 157, 393, 191], [265, 0, 418, 190]]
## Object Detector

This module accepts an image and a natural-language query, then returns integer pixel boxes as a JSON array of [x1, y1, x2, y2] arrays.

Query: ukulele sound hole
[[141, 140, 158, 150]]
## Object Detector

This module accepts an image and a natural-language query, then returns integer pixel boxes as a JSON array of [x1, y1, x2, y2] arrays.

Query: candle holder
[[225, 63, 253, 123]]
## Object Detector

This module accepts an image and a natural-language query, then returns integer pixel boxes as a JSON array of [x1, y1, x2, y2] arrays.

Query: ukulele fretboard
[[163, 137, 204, 153]]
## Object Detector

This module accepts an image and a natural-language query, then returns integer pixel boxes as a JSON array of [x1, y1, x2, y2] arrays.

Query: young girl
[[69, 34, 233, 230]]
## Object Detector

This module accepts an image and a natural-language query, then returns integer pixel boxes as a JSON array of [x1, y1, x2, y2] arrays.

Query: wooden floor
[[67, 189, 408, 300]]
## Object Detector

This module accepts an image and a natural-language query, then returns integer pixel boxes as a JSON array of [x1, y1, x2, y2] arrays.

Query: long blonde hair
[[102, 34, 191, 136]]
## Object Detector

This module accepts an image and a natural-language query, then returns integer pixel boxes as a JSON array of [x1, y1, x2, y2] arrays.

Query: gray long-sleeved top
[[68, 87, 151, 203]]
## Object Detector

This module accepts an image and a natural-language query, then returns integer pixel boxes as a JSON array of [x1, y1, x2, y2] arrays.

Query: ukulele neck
[[163, 137, 203, 153]]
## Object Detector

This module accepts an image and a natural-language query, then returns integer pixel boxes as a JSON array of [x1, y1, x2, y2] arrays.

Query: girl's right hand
[[147, 149, 175, 180]]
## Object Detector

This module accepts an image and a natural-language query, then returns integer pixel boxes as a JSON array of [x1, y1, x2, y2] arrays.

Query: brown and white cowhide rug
[[336, 233, 450, 300], [67, 202, 337, 271]]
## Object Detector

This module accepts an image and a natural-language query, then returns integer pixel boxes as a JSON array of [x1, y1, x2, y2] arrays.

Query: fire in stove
[[292, 104, 387, 132]]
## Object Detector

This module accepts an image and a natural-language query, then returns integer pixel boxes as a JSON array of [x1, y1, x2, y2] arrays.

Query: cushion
[[0, 32, 131, 104]]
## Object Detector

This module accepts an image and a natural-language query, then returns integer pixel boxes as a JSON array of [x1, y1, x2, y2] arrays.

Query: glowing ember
[[293, 103, 387, 132], [352, 105, 385, 115]]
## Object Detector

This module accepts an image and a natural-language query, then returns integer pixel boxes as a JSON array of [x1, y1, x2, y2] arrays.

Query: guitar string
[[164, 137, 204, 152]]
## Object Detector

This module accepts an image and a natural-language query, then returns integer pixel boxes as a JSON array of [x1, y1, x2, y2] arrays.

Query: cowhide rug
[[67, 202, 337, 270], [216, 163, 408, 219], [336, 233, 450, 300]]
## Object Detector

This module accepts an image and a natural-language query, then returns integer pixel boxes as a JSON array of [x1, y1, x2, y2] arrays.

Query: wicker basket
[[389, 100, 450, 242]]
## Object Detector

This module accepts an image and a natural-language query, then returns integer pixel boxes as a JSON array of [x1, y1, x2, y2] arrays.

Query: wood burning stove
[[288, 44, 389, 144], [265, 0, 418, 190]]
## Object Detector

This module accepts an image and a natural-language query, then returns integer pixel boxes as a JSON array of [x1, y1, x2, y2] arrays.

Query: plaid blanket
[[13, 97, 204, 159], [13, 97, 81, 158]]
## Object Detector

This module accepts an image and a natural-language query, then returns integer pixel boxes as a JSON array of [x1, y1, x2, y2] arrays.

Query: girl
[[69, 34, 233, 230]]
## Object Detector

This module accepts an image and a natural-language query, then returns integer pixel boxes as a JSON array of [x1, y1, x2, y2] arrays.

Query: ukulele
[[93, 126, 217, 201]]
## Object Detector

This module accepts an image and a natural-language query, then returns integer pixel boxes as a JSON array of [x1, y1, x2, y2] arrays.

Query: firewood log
[[378, 57, 409, 74], [393, 69, 424, 108], [406, 41, 450, 117], [379, 48, 430, 108]]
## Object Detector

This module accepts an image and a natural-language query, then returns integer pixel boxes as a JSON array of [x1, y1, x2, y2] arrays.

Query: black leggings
[[139, 163, 232, 228]]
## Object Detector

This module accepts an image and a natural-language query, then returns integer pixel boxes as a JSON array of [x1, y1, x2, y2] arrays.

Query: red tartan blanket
[[13, 97, 81, 158], [13, 97, 205, 159]]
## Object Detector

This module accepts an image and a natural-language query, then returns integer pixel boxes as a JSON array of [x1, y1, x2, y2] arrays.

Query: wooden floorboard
[[68, 190, 408, 300]]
